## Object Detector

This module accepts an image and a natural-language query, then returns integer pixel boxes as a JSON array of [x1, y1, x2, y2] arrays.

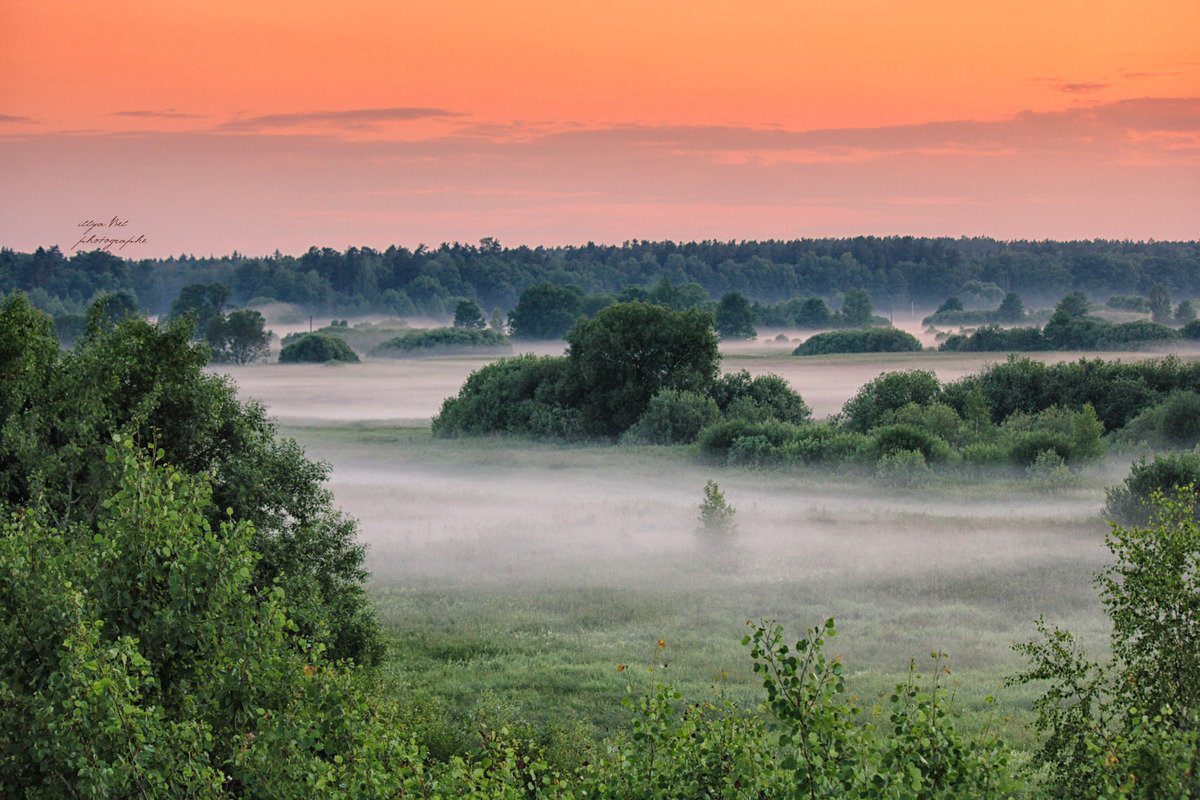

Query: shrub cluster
[[370, 326, 511, 357], [278, 332, 360, 363], [793, 327, 922, 355], [940, 318, 1180, 352]]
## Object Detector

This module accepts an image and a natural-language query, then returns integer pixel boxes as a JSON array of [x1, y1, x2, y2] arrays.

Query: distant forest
[[4, 237, 1199, 317]]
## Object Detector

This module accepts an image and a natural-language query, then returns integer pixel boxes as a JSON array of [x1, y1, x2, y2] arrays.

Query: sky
[[1, 0, 1198, 257]]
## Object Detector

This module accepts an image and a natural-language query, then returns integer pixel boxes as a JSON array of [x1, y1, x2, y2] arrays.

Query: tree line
[[4, 237, 1199, 318]]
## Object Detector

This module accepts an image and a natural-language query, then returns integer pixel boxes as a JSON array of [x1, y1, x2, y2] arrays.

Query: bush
[[709, 370, 811, 425], [278, 333, 360, 363], [623, 389, 721, 445], [1182, 319, 1200, 339], [939, 325, 1049, 352], [698, 480, 736, 533], [696, 418, 806, 458], [794, 327, 922, 355], [870, 424, 954, 463], [1105, 452, 1200, 524], [875, 448, 932, 487], [1011, 492, 1200, 797], [370, 326, 510, 357], [1027, 450, 1078, 491], [841, 370, 941, 432], [431, 354, 583, 438], [1006, 431, 1073, 466], [1161, 391, 1200, 447]]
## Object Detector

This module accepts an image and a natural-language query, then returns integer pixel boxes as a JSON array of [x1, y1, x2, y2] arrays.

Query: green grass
[[283, 422, 1120, 762]]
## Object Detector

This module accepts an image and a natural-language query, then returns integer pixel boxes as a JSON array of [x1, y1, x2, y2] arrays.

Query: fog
[[214, 343, 1136, 669]]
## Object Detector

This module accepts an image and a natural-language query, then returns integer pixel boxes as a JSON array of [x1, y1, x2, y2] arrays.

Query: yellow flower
[[617, 664, 626, 672], [657, 639, 667, 649]]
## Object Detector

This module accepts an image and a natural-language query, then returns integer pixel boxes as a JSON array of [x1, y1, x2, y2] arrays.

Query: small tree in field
[[453, 299, 487, 329], [698, 480, 735, 534]]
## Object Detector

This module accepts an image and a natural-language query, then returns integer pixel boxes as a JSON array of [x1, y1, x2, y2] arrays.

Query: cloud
[[109, 109, 205, 119], [0, 114, 36, 123], [219, 106, 464, 131], [1057, 82, 1112, 93]]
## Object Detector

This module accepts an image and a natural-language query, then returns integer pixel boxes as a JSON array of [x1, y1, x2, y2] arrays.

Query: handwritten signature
[[73, 217, 148, 251]]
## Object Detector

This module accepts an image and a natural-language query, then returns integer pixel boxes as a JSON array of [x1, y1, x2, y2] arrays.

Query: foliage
[[566, 302, 720, 437], [996, 291, 1025, 322], [1149, 282, 1172, 324], [278, 333, 360, 363], [840, 287, 874, 326], [939, 325, 1050, 352], [714, 291, 756, 340], [744, 619, 1014, 799], [842, 370, 941, 432], [709, 370, 811, 425], [698, 480, 736, 534], [453, 298, 487, 328], [794, 327, 922, 355], [508, 283, 584, 339], [204, 308, 271, 364], [370, 326, 510, 357], [1107, 295, 1150, 313], [870, 424, 954, 463], [622, 390, 721, 445], [1177, 300, 1198, 325], [169, 282, 231, 335], [1105, 452, 1200, 524], [0, 299, 379, 664], [794, 296, 836, 327], [1184, 319, 1200, 339], [1010, 492, 1200, 798], [431, 354, 583, 438], [876, 448, 933, 488]]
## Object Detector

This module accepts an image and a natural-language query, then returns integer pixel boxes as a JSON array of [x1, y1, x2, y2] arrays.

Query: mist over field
[[208, 342, 1160, 683]]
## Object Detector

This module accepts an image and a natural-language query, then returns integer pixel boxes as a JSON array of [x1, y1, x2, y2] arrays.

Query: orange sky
[[2, 1, 1198, 255]]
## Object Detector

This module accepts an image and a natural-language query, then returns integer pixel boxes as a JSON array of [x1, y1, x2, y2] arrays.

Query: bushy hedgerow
[[793, 327, 922, 355], [623, 389, 721, 445], [939, 325, 1050, 352], [370, 326, 511, 357], [1107, 294, 1151, 312], [1114, 391, 1200, 450], [278, 332, 360, 363], [941, 318, 1179, 352]]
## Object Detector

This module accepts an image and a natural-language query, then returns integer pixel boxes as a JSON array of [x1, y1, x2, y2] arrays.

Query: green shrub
[[1183, 319, 1200, 339], [938, 325, 1049, 352], [875, 448, 932, 487], [1105, 452, 1200, 524], [696, 418, 805, 458], [698, 480, 736, 533], [623, 389, 721, 445], [842, 370, 941, 432], [278, 333, 360, 363], [794, 327, 922, 355], [431, 354, 583, 438], [370, 326, 510, 357], [710, 370, 811, 424], [1011, 492, 1200, 797], [1027, 450, 1078, 491], [870, 423, 954, 463], [1161, 391, 1200, 448], [1006, 431, 1073, 466]]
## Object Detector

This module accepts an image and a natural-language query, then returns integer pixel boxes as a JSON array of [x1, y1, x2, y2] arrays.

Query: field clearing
[[213, 342, 1164, 751]]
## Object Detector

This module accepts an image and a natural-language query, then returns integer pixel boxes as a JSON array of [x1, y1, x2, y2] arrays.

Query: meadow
[[216, 336, 1170, 758]]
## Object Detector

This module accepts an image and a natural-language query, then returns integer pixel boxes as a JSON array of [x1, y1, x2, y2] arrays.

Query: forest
[[4, 237, 1200, 318]]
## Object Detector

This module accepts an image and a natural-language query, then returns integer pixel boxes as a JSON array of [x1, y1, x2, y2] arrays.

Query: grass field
[[284, 420, 1125, 755]]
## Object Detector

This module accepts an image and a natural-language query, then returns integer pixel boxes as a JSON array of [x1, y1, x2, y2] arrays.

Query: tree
[[1149, 282, 1172, 324], [205, 308, 271, 364], [795, 297, 835, 328], [566, 302, 719, 436], [1175, 300, 1197, 326], [453, 299, 487, 329], [840, 288, 873, 327], [935, 296, 964, 314], [1053, 292, 1090, 320], [0, 301, 379, 664], [996, 291, 1025, 322], [169, 282, 230, 335], [714, 291, 756, 340], [89, 290, 140, 325], [507, 283, 584, 339]]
